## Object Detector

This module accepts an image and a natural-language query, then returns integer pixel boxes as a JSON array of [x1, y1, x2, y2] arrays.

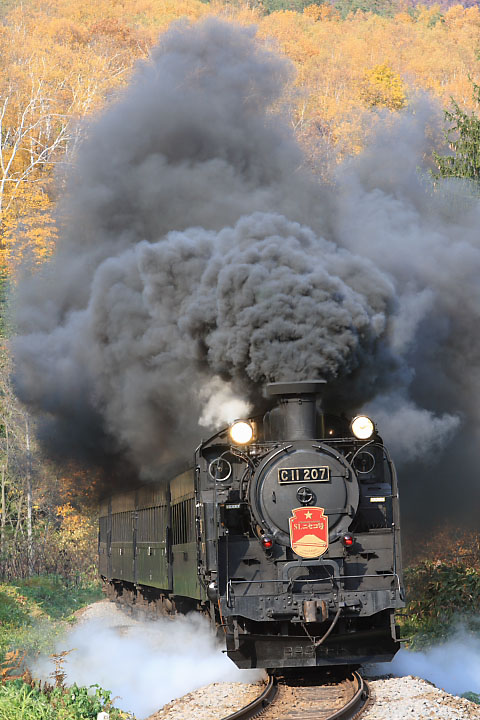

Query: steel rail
[[328, 671, 370, 720], [221, 674, 277, 720], [221, 670, 369, 720]]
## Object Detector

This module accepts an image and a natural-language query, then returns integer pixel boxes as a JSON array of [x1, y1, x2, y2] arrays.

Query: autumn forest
[[1, 0, 480, 583]]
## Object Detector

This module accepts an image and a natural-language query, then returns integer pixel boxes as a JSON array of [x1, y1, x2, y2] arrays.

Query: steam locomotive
[[99, 381, 404, 669]]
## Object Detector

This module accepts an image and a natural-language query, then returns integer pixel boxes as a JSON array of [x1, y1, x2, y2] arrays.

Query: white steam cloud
[[198, 377, 252, 428], [34, 611, 263, 719], [376, 629, 480, 699]]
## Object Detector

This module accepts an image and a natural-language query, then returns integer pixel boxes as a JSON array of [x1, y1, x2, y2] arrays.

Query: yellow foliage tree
[[56, 502, 98, 578], [360, 63, 407, 111], [302, 3, 324, 20]]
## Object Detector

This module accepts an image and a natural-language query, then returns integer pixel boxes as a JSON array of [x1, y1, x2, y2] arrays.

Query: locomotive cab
[[195, 380, 404, 669]]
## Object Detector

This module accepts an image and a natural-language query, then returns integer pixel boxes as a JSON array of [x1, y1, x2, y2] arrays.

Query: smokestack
[[265, 380, 326, 440]]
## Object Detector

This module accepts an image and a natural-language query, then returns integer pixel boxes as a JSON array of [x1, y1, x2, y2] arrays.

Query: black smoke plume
[[12, 20, 480, 527]]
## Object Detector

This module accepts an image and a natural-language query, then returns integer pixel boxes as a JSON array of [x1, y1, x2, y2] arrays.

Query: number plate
[[278, 467, 330, 484]]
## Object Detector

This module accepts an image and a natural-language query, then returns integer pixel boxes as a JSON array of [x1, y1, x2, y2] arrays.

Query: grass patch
[[0, 679, 133, 719], [0, 575, 103, 662], [0, 589, 31, 627], [10, 576, 103, 621], [0, 681, 54, 720]]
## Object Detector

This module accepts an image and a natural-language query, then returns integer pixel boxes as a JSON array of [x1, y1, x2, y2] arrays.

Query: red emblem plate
[[289, 507, 329, 559]]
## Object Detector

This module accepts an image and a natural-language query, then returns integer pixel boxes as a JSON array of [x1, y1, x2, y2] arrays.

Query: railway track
[[222, 670, 369, 720]]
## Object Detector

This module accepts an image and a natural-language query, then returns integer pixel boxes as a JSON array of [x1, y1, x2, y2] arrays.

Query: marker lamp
[[351, 415, 374, 440], [261, 535, 274, 550], [229, 420, 254, 445]]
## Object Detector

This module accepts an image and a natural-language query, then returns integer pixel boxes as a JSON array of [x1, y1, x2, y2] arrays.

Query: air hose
[[315, 604, 342, 647]]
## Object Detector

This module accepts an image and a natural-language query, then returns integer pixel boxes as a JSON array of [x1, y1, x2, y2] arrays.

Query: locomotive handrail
[[226, 572, 400, 584], [348, 437, 381, 469], [282, 558, 340, 582], [260, 445, 293, 463], [226, 570, 403, 593], [285, 571, 403, 595], [311, 443, 356, 467]]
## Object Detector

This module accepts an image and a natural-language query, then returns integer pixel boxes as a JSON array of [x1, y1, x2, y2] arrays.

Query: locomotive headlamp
[[229, 420, 254, 445], [351, 415, 374, 440]]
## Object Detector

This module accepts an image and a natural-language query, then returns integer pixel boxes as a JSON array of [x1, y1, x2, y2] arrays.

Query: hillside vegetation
[[1, 0, 480, 274]]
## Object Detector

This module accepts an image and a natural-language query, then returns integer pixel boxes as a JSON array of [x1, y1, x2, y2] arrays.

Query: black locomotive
[[99, 380, 404, 669]]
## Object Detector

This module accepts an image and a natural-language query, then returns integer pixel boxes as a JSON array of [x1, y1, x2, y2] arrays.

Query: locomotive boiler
[[99, 380, 404, 669]]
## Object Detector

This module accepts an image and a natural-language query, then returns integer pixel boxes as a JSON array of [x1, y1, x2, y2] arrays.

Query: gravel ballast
[[147, 681, 265, 720], [147, 675, 480, 720], [363, 676, 480, 720]]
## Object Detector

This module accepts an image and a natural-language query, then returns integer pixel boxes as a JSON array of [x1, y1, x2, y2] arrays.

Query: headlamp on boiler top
[[229, 420, 254, 445], [351, 415, 374, 440]]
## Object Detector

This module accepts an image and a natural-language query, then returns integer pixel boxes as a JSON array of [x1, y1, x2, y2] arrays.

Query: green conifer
[[434, 80, 480, 183]]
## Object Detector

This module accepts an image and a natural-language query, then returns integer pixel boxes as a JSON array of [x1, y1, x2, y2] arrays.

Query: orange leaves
[[1, 183, 57, 276], [0, 0, 480, 278], [303, 4, 339, 22], [415, 3, 444, 27], [90, 17, 138, 45], [49, 650, 71, 688], [393, 11, 413, 24], [54, 503, 98, 576], [257, 3, 480, 161], [0, 650, 26, 683], [56, 504, 90, 540], [0, 0, 151, 283], [45, 18, 91, 46], [56, 503, 96, 546], [464, 5, 480, 26], [303, 4, 323, 20]]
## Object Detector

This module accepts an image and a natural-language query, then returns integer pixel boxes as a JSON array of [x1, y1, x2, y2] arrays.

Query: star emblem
[[305, 511, 312, 519]]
